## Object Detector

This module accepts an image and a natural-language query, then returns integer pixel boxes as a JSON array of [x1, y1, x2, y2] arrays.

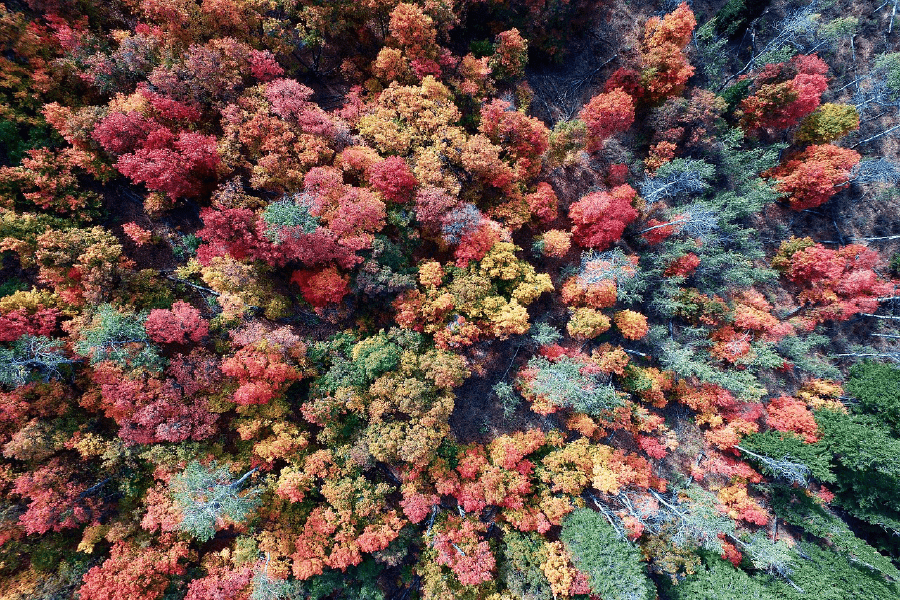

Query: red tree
[[91, 357, 221, 445], [480, 99, 550, 180], [431, 516, 496, 585], [773, 238, 893, 326], [367, 156, 417, 203], [13, 459, 100, 534], [569, 184, 638, 249], [78, 539, 189, 600], [766, 396, 819, 442], [291, 267, 351, 308], [579, 88, 635, 152], [525, 182, 558, 224], [765, 144, 860, 210], [145, 301, 209, 344], [740, 55, 830, 132]]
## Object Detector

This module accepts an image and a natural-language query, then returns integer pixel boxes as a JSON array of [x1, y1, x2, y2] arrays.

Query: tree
[[766, 396, 819, 443], [430, 515, 496, 586], [221, 325, 305, 405], [0, 335, 72, 388], [569, 185, 638, 250], [184, 565, 253, 600], [261, 196, 318, 242], [614, 310, 649, 340], [560, 508, 656, 600], [765, 144, 860, 210], [535, 229, 570, 258], [567, 307, 611, 340], [34, 226, 127, 305], [96, 110, 220, 199], [740, 55, 830, 132], [772, 238, 893, 325], [389, 3, 438, 67], [580, 88, 635, 152], [0, 147, 102, 216], [78, 539, 190, 600], [525, 182, 559, 225], [500, 531, 553, 600], [367, 156, 417, 203], [12, 458, 102, 534], [169, 461, 260, 542], [795, 103, 859, 144], [91, 352, 221, 445], [668, 556, 778, 600], [74, 304, 164, 371], [815, 408, 900, 534], [638, 158, 715, 206], [490, 29, 528, 80], [517, 353, 622, 416], [541, 540, 591, 597], [640, 2, 697, 103], [649, 91, 726, 161], [480, 100, 550, 183], [845, 361, 900, 434], [291, 267, 350, 309], [144, 301, 209, 344]]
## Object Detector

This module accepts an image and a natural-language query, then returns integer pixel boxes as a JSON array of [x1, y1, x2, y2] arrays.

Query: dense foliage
[[1, 0, 900, 598]]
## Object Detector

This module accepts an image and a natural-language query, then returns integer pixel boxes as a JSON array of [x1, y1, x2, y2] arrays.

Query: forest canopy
[[1, 0, 900, 598]]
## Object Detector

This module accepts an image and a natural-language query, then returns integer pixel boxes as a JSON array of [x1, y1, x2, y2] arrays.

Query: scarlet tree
[[569, 185, 639, 250], [740, 55, 830, 132], [145, 301, 209, 344], [580, 88, 635, 152], [765, 144, 860, 210], [78, 539, 189, 600]]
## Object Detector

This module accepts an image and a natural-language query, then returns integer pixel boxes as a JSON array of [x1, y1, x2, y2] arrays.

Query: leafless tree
[[736, 445, 812, 485], [851, 158, 900, 184], [577, 248, 638, 288]]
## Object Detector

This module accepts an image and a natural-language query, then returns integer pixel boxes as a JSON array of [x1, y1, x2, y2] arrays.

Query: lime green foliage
[[560, 508, 656, 600], [500, 531, 553, 600], [796, 104, 860, 144], [313, 330, 408, 393]]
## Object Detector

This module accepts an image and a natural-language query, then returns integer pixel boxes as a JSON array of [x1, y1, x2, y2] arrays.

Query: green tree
[[74, 304, 163, 371], [560, 508, 656, 600], [170, 461, 260, 543], [846, 361, 900, 434], [814, 409, 900, 536], [500, 531, 552, 600], [0, 335, 72, 388], [667, 555, 778, 600]]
